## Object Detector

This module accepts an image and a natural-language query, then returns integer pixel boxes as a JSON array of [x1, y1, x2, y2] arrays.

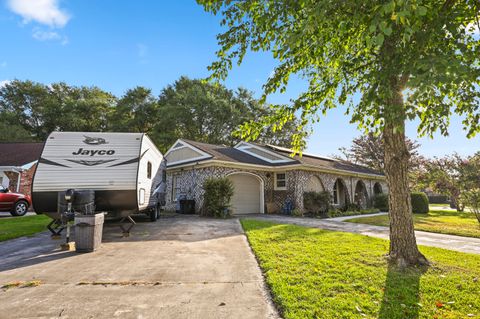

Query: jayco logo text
[[72, 148, 115, 156]]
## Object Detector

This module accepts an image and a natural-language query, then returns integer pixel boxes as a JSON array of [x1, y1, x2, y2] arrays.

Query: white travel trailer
[[32, 132, 166, 221]]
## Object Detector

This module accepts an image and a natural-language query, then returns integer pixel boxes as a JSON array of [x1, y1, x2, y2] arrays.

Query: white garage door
[[228, 174, 261, 215]]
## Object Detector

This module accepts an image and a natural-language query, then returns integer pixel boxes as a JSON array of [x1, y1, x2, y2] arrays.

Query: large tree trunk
[[383, 87, 429, 267]]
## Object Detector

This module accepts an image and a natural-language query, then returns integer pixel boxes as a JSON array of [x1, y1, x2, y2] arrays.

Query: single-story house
[[0, 142, 44, 196], [164, 139, 388, 215]]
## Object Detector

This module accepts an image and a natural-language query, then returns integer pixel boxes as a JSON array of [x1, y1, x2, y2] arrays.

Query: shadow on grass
[[421, 210, 473, 220], [378, 264, 428, 319]]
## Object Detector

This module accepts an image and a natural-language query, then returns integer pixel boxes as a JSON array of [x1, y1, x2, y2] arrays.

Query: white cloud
[[7, 0, 70, 28], [32, 28, 60, 41], [32, 27, 68, 44], [0, 80, 12, 88]]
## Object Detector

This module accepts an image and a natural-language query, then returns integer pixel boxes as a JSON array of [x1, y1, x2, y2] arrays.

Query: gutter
[[167, 160, 386, 180], [0, 166, 23, 173]]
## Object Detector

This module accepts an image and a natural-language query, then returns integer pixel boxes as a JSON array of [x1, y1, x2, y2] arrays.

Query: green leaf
[[379, 21, 392, 36], [375, 33, 385, 46], [417, 6, 427, 16]]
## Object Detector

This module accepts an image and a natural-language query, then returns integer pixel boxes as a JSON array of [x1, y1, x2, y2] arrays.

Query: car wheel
[[11, 200, 29, 216]]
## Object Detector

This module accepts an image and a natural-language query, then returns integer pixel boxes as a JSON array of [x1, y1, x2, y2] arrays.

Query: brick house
[[0, 143, 44, 196], [164, 139, 388, 215]]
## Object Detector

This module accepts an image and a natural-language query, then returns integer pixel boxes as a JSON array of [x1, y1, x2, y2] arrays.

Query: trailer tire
[[149, 205, 159, 222]]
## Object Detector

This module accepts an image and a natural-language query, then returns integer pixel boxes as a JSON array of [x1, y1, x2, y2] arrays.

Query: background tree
[[199, 0, 480, 266], [459, 152, 480, 223], [416, 154, 465, 210], [0, 78, 302, 153], [338, 133, 423, 172], [0, 116, 34, 142], [154, 76, 301, 151], [0, 80, 58, 140], [110, 87, 158, 134], [0, 80, 115, 139], [417, 152, 480, 212]]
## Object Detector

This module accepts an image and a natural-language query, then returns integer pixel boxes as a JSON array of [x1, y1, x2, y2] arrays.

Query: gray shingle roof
[[171, 139, 384, 177], [0, 143, 44, 166]]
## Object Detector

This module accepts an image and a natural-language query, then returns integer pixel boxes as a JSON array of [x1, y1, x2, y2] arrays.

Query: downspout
[[350, 177, 354, 204], [16, 171, 21, 192]]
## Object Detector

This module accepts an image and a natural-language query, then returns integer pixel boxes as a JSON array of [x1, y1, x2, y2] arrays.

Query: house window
[[162, 170, 167, 183], [172, 175, 180, 201], [274, 172, 287, 190]]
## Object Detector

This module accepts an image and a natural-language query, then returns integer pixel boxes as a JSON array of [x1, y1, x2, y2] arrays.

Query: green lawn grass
[[0, 215, 50, 242], [345, 210, 480, 238], [241, 219, 480, 319]]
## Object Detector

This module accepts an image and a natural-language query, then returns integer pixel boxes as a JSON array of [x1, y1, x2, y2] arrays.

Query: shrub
[[411, 192, 429, 214], [327, 209, 344, 218], [201, 177, 234, 218], [303, 191, 331, 217], [343, 203, 360, 212], [327, 208, 381, 218], [360, 208, 380, 214], [428, 194, 449, 204], [373, 194, 389, 211], [292, 208, 304, 217]]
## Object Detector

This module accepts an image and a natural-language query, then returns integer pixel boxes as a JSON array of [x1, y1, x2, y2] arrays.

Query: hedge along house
[[164, 139, 388, 215]]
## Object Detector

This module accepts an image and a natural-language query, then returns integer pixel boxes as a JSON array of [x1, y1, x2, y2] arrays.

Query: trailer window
[[147, 162, 152, 179]]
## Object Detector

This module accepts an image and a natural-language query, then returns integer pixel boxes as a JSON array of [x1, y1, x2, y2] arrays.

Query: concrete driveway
[[0, 215, 278, 319]]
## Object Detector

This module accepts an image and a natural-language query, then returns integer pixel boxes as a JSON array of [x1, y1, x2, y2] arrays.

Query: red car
[[0, 186, 32, 216]]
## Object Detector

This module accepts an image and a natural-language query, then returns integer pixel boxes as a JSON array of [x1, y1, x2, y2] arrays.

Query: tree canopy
[[154, 76, 301, 150], [0, 78, 302, 151], [338, 133, 423, 172], [199, 0, 479, 145], [198, 0, 480, 266]]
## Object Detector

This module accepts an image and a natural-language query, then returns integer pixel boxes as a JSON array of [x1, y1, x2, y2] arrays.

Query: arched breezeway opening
[[226, 172, 264, 215], [305, 175, 325, 192], [333, 178, 350, 208], [373, 182, 383, 196], [354, 180, 369, 209]]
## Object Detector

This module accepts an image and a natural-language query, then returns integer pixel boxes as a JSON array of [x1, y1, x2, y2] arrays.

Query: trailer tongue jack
[[59, 189, 76, 251], [119, 216, 136, 237], [47, 219, 64, 238]]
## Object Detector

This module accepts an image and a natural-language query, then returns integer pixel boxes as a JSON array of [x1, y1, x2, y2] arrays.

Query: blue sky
[[0, 0, 478, 158]]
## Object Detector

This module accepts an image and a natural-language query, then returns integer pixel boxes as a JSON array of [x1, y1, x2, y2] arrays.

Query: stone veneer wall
[[19, 164, 37, 197], [165, 165, 388, 213]]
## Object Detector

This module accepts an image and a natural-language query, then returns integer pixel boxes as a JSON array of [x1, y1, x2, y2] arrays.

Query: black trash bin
[[179, 199, 195, 214]]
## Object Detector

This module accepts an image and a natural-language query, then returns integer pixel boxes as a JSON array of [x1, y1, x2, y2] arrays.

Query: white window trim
[[172, 175, 179, 201], [164, 139, 212, 167], [333, 182, 339, 205], [234, 142, 294, 164], [274, 172, 287, 190]]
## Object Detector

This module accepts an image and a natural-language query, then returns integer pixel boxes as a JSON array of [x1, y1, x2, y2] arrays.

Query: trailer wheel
[[149, 205, 159, 222]]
